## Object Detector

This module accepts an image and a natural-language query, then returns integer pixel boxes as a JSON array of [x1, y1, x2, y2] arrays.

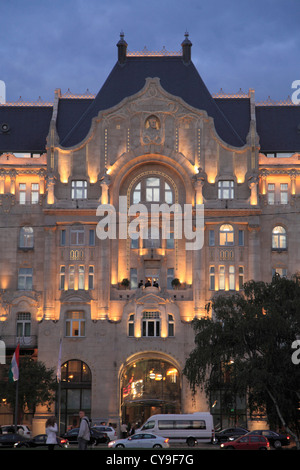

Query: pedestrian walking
[[78, 410, 91, 450], [45, 416, 58, 451]]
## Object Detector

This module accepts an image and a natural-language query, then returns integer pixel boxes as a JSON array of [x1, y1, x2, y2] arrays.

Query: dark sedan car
[[0, 433, 29, 448], [214, 427, 249, 443], [17, 434, 69, 448], [63, 427, 109, 446], [247, 430, 290, 449]]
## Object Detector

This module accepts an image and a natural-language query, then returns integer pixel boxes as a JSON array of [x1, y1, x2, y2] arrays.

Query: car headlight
[[108, 441, 115, 447]]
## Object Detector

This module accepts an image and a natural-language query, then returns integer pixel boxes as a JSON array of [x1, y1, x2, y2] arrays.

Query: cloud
[[1, 0, 299, 102]]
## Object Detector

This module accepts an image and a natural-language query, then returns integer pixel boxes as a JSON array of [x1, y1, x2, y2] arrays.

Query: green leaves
[[184, 275, 300, 438]]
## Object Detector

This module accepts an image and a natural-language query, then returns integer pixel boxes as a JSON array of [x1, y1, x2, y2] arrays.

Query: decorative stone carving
[[142, 115, 162, 145]]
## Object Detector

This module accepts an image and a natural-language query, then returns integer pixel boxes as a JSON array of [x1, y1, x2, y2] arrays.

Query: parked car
[[63, 427, 108, 446], [214, 427, 249, 443], [108, 432, 169, 449], [247, 430, 290, 449], [1, 424, 31, 438], [221, 434, 270, 450], [0, 433, 30, 448], [92, 425, 117, 441], [16, 434, 69, 448]]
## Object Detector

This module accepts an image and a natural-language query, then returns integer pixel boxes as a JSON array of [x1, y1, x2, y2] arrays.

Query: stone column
[[9, 169, 16, 195], [43, 226, 57, 320], [193, 172, 206, 318], [0, 171, 5, 194]]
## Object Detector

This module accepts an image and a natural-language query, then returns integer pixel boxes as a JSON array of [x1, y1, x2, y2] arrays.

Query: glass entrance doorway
[[120, 358, 181, 429]]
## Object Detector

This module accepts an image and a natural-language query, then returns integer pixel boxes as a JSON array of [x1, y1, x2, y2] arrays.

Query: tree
[[183, 275, 300, 448], [0, 356, 57, 419]]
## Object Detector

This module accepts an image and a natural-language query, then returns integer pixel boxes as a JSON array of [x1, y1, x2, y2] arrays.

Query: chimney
[[181, 32, 192, 65], [117, 32, 127, 65]]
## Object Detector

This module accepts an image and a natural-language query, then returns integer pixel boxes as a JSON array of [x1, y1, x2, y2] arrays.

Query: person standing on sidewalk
[[78, 410, 90, 450], [45, 416, 58, 451]]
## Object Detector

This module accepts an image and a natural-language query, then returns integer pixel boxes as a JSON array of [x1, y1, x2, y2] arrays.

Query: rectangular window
[[18, 268, 33, 290], [238, 230, 244, 246], [167, 268, 174, 290], [71, 180, 87, 199], [60, 266, 66, 290], [272, 268, 287, 278], [239, 266, 244, 289], [69, 265, 75, 290], [130, 268, 138, 289], [65, 312, 85, 337], [128, 314, 135, 337], [209, 266, 215, 290], [218, 180, 234, 199], [16, 312, 31, 337], [131, 238, 139, 249], [31, 183, 39, 204], [70, 227, 84, 245], [88, 266, 94, 289], [229, 265, 235, 290], [19, 183, 26, 204], [166, 232, 174, 249], [60, 230, 66, 246], [219, 266, 225, 290], [280, 183, 288, 204], [89, 229, 95, 246], [267, 183, 275, 205], [78, 265, 85, 289], [142, 311, 160, 337], [146, 177, 160, 202], [168, 314, 174, 337], [209, 230, 215, 246]]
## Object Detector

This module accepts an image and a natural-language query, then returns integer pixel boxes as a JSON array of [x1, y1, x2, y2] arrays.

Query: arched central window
[[219, 224, 234, 246], [132, 176, 174, 205], [272, 226, 287, 249]]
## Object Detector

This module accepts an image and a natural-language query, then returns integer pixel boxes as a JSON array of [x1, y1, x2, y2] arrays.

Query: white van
[[139, 412, 214, 447]]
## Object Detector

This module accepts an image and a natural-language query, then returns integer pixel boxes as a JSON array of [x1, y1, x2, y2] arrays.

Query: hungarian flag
[[9, 344, 20, 382]]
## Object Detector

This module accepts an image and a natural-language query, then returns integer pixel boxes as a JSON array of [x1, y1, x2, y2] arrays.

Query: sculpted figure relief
[[142, 115, 162, 144]]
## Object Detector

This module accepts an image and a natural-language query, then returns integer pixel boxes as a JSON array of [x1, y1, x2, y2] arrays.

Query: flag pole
[[14, 379, 19, 433], [57, 338, 62, 435], [9, 343, 20, 433]]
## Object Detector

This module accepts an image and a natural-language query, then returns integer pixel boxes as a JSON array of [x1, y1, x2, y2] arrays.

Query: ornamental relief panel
[[101, 77, 203, 165]]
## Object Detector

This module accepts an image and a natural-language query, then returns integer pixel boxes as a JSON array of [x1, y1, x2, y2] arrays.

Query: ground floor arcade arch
[[119, 352, 182, 429]]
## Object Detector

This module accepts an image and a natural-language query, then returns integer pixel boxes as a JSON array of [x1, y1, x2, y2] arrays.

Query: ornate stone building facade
[[0, 34, 299, 434]]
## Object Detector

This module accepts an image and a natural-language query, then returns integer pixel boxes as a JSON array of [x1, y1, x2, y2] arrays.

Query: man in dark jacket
[[78, 410, 90, 450]]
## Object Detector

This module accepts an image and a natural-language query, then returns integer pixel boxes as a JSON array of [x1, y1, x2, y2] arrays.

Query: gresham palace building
[[0, 34, 299, 435]]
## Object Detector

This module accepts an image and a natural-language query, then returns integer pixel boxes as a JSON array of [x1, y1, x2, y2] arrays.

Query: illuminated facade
[[0, 34, 299, 434]]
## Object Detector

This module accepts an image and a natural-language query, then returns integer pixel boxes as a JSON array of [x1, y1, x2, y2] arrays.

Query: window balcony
[[0, 335, 37, 349]]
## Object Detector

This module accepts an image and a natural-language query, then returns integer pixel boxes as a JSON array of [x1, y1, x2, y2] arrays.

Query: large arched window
[[219, 224, 234, 246], [19, 226, 34, 248], [132, 176, 174, 205], [59, 360, 91, 433], [120, 357, 181, 424], [272, 226, 287, 249]]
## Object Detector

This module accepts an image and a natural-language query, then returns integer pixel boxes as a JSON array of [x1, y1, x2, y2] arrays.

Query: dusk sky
[[1, 0, 300, 103]]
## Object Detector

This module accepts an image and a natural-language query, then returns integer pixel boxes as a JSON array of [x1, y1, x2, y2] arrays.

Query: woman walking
[[45, 416, 58, 450]]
